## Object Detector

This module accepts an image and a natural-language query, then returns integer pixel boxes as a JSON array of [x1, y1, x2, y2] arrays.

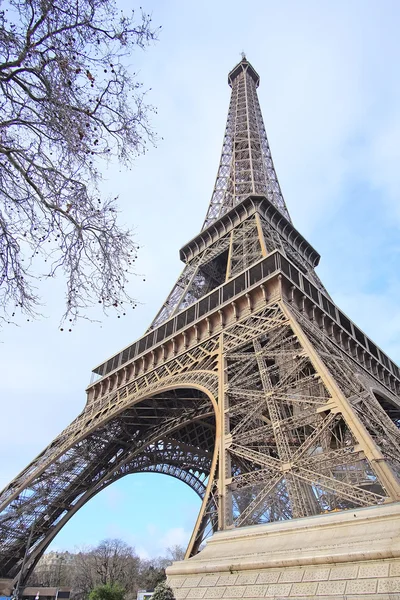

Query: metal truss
[[1, 57, 400, 590], [2, 289, 400, 584], [202, 57, 291, 230], [0, 387, 217, 582], [259, 217, 329, 296], [219, 302, 399, 529], [150, 236, 231, 328], [151, 208, 325, 330]]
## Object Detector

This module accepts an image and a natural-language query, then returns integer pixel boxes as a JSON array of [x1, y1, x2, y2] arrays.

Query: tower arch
[[0, 379, 219, 585]]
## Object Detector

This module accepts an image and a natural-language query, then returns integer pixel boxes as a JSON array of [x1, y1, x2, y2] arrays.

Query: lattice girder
[[202, 58, 291, 229], [1, 57, 400, 592], [2, 285, 400, 584], [150, 202, 322, 330], [216, 299, 400, 529], [0, 386, 218, 582]]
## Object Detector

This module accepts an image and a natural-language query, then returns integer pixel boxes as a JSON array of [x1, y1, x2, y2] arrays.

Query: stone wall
[[167, 503, 400, 600], [169, 558, 400, 599]]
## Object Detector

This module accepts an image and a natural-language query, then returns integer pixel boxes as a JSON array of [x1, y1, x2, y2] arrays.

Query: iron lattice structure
[[1, 57, 400, 589]]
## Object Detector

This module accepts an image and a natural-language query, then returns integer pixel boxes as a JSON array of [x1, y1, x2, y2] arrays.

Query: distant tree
[[73, 549, 97, 600], [72, 539, 140, 600], [28, 539, 183, 600], [151, 582, 175, 600], [153, 546, 185, 572], [89, 583, 125, 600], [0, 0, 160, 326], [92, 539, 140, 587], [166, 545, 185, 563], [137, 563, 165, 590]]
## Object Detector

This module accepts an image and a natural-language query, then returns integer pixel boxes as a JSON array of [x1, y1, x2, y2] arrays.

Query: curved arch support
[[0, 372, 220, 583]]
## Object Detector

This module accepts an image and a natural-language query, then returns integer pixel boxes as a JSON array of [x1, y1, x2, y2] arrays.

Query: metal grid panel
[[202, 59, 291, 229]]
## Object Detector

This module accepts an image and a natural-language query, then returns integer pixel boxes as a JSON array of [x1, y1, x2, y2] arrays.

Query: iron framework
[[1, 57, 400, 592]]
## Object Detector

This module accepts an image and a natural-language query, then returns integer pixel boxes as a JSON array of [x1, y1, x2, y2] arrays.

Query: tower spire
[[202, 58, 291, 230]]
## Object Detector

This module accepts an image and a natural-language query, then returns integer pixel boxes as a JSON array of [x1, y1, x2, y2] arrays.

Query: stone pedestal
[[167, 503, 400, 599]]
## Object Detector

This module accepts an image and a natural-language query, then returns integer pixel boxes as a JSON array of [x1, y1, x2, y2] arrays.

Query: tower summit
[[228, 56, 260, 86], [1, 59, 400, 597]]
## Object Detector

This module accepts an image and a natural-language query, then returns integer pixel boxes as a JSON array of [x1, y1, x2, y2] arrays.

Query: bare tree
[[92, 539, 140, 588], [70, 540, 140, 599], [28, 540, 184, 598], [0, 0, 159, 326], [73, 549, 98, 600], [137, 546, 185, 590], [165, 545, 185, 563]]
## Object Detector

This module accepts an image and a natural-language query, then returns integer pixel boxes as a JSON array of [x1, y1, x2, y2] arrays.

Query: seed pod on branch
[[0, 0, 160, 325]]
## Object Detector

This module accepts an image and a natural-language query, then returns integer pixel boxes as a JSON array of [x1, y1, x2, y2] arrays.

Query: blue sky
[[1, 0, 400, 558]]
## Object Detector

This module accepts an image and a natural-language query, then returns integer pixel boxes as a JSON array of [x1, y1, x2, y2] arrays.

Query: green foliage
[[151, 582, 175, 600], [89, 583, 125, 600], [138, 565, 166, 590]]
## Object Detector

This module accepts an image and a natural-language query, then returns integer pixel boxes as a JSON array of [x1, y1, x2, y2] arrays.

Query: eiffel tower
[[1, 57, 400, 593]]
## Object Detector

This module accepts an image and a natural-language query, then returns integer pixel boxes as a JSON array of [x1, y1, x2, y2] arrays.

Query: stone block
[[377, 577, 400, 593], [237, 574, 258, 586], [329, 564, 359, 580], [256, 571, 281, 584], [204, 588, 226, 599], [243, 585, 267, 597], [266, 583, 292, 597], [358, 562, 390, 579], [317, 580, 346, 596], [223, 586, 245, 598], [183, 577, 202, 588], [174, 589, 189, 599], [389, 561, 400, 577], [302, 567, 330, 582], [218, 575, 238, 587], [187, 588, 207, 599], [199, 576, 219, 587], [279, 569, 304, 583], [345, 578, 378, 595], [169, 577, 187, 589], [289, 582, 318, 596]]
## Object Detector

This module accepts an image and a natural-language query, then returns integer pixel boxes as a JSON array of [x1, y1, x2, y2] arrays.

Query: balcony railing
[[90, 250, 400, 389]]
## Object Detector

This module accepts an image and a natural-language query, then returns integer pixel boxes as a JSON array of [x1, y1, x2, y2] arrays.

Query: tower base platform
[[167, 503, 400, 599]]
